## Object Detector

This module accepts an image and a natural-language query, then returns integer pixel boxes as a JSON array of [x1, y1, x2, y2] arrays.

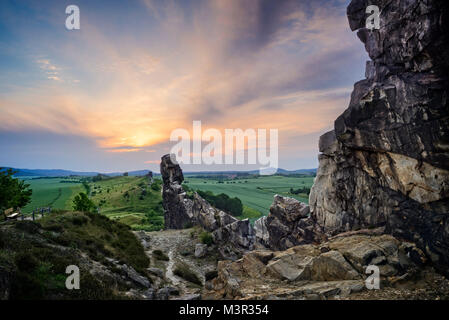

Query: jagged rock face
[[161, 154, 194, 229], [160, 154, 255, 251], [255, 195, 324, 251], [253, 216, 269, 248], [309, 0, 449, 274], [213, 219, 255, 251]]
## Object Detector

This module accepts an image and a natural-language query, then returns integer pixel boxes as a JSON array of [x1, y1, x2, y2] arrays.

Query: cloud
[[0, 0, 367, 171], [36, 58, 63, 81], [105, 147, 144, 153], [144, 160, 160, 164]]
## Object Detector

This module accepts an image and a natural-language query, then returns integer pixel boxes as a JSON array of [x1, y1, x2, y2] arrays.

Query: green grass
[[0, 210, 150, 299], [241, 206, 263, 222], [88, 176, 164, 231], [183, 175, 314, 217], [21, 178, 83, 213]]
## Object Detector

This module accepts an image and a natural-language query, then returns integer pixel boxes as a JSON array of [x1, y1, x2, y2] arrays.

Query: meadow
[[88, 176, 163, 231], [20, 174, 314, 229], [183, 175, 314, 219], [21, 177, 83, 213]]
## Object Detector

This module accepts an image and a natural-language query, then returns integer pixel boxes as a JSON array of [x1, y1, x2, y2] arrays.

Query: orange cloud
[[0, 0, 364, 164], [144, 160, 160, 164]]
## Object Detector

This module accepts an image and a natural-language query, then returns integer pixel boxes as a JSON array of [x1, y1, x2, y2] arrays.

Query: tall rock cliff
[[309, 0, 449, 274], [161, 154, 194, 229]]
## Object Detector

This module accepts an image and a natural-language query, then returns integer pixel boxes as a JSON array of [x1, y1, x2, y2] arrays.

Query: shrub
[[197, 190, 243, 216], [72, 192, 95, 212], [173, 263, 202, 286], [14, 221, 41, 234], [15, 252, 39, 272], [183, 221, 194, 229], [0, 167, 32, 210], [199, 231, 213, 245], [150, 181, 161, 192], [152, 249, 169, 261], [71, 214, 88, 226]]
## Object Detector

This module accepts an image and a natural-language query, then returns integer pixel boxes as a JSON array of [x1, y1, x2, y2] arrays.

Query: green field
[[20, 174, 314, 229], [21, 178, 83, 213], [183, 175, 314, 218], [88, 176, 163, 231]]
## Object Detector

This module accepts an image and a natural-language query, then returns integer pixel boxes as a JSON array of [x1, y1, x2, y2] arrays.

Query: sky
[[0, 0, 368, 173]]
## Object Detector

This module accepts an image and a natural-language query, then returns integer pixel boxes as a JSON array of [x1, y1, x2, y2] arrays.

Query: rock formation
[[208, 233, 432, 299], [309, 0, 449, 275], [254, 195, 324, 251], [162, 0, 449, 299], [160, 154, 254, 251], [161, 154, 194, 229]]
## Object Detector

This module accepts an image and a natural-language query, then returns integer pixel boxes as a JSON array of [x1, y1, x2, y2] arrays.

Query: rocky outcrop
[[160, 154, 254, 251], [212, 219, 255, 250], [254, 195, 325, 250], [309, 0, 449, 274], [161, 154, 194, 229], [208, 234, 433, 299]]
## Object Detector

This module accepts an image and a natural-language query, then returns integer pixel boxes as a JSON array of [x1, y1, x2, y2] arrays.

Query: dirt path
[[165, 249, 180, 286], [142, 228, 218, 298]]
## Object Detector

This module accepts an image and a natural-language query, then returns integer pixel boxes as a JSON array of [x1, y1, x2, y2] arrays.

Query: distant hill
[[184, 168, 317, 177], [2, 167, 152, 178], [3, 167, 316, 178]]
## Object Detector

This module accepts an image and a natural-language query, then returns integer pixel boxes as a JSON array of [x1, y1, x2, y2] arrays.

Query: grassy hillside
[[88, 176, 164, 231], [184, 175, 314, 217], [21, 178, 84, 213], [0, 210, 150, 299]]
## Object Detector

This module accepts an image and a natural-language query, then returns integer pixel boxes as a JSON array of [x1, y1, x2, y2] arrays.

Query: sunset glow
[[0, 0, 367, 172]]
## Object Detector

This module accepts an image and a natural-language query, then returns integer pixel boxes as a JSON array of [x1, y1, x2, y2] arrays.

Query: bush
[[0, 167, 32, 210], [72, 192, 95, 212], [199, 231, 213, 245], [152, 250, 169, 261], [14, 221, 41, 234], [173, 263, 202, 286], [150, 181, 161, 192], [290, 186, 311, 195], [71, 214, 88, 226], [183, 221, 194, 229], [197, 190, 243, 216]]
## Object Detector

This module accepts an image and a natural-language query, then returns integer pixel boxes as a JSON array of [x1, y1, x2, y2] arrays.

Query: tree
[[123, 172, 129, 176], [197, 190, 243, 216], [72, 192, 95, 212], [0, 168, 32, 210]]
